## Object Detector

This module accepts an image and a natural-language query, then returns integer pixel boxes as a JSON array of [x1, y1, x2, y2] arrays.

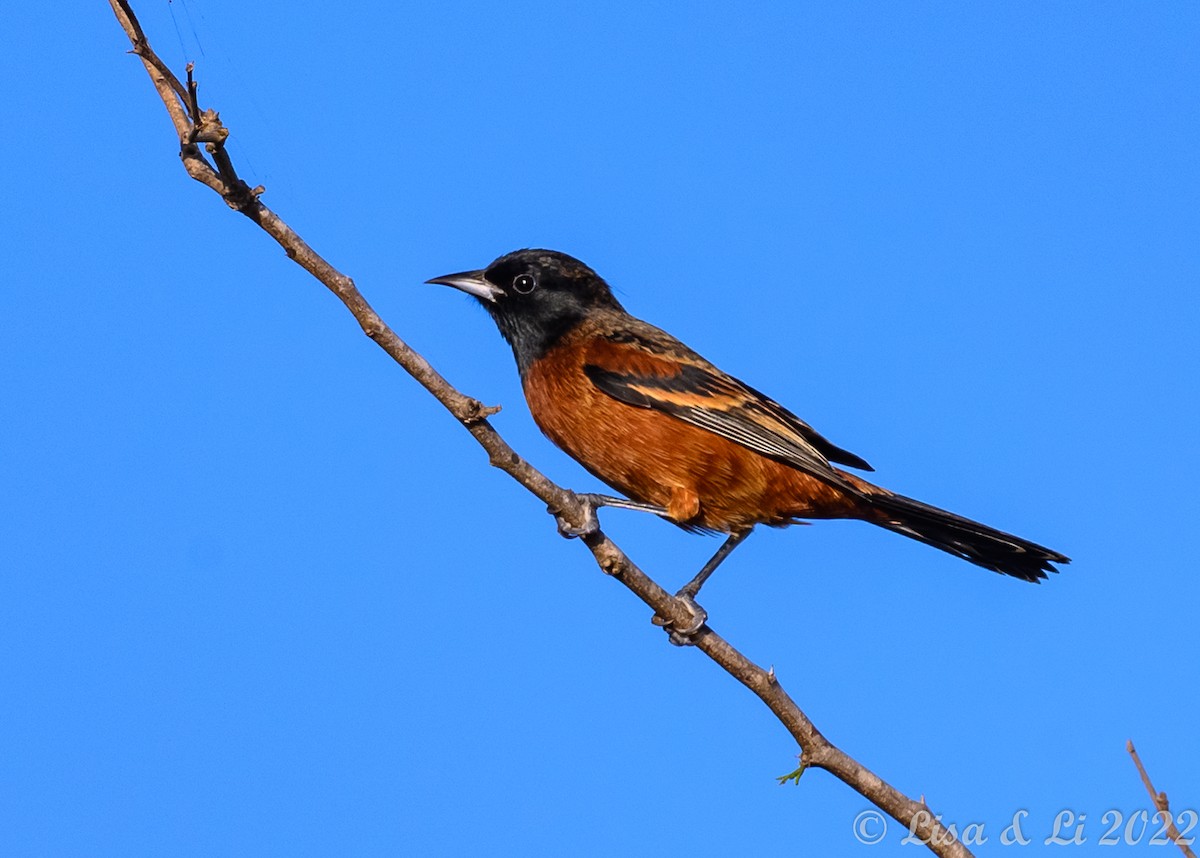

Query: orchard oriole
[[429, 249, 1068, 637]]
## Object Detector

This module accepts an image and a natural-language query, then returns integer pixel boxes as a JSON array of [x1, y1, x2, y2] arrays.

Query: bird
[[428, 249, 1069, 638]]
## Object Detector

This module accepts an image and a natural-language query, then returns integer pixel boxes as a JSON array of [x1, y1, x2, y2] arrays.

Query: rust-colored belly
[[523, 343, 861, 532]]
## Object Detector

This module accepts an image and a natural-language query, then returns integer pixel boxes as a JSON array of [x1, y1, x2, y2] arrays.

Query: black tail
[[867, 492, 1069, 582]]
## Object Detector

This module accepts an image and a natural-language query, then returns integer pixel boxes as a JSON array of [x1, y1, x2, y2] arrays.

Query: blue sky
[[2, 2, 1197, 855]]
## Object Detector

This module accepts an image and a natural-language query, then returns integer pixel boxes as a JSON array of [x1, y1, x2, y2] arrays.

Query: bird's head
[[427, 249, 624, 373]]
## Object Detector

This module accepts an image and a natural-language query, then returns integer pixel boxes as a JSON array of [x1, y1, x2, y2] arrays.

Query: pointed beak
[[425, 268, 500, 303]]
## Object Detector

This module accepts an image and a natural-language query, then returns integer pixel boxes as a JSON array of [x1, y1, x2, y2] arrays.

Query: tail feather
[[865, 491, 1069, 582]]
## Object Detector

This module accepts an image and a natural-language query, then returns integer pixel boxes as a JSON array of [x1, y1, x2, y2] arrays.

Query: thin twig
[[185, 62, 201, 124], [107, 2, 975, 854], [1128, 740, 1197, 858]]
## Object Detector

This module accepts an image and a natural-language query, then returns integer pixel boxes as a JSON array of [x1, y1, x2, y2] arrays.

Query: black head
[[427, 249, 625, 374]]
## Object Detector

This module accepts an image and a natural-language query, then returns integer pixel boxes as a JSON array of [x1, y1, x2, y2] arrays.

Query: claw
[[651, 593, 708, 647], [551, 496, 599, 539]]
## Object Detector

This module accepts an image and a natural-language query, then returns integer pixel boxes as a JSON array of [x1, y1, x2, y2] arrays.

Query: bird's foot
[[652, 593, 708, 647], [550, 493, 600, 539], [552, 493, 668, 539]]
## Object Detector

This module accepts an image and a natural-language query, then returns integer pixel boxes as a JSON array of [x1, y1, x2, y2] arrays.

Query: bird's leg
[[678, 527, 754, 601], [661, 528, 753, 645], [551, 492, 669, 539], [578, 493, 670, 516]]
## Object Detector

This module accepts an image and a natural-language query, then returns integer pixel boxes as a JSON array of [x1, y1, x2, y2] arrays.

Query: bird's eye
[[513, 273, 537, 294]]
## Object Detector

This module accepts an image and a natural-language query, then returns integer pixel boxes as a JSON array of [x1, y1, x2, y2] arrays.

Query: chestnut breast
[[521, 329, 861, 531]]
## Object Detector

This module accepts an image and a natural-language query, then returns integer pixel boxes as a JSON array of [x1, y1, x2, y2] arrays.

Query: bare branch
[[108, 3, 974, 854], [1128, 740, 1197, 858]]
